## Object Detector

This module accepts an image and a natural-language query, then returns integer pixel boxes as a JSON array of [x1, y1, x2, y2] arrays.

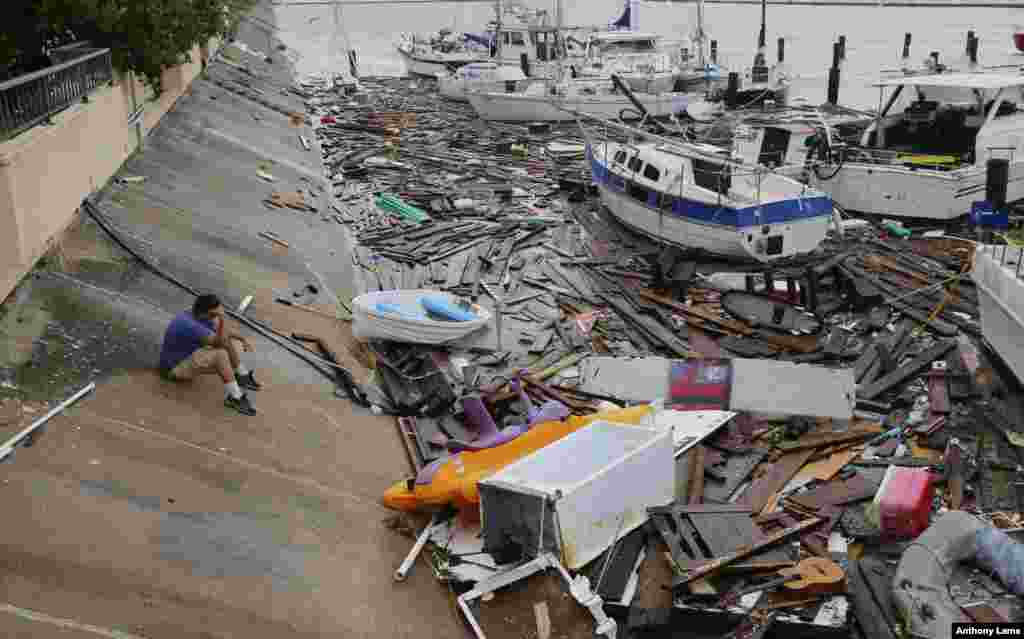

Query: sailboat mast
[[758, 0, 766, 50], [696, 0, 706, 68], [495, 0, 503, 59]]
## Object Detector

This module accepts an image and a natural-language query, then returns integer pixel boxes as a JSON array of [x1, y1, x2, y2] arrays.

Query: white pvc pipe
[[394, 519, 436, 582], [0, 382, 96, 462]]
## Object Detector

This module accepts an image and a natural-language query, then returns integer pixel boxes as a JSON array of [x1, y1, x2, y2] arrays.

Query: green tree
[[3, 0, 255, 92]]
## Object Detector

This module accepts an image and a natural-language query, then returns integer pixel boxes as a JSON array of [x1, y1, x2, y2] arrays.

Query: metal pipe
[[394, 516, 438, 581], [0, 382, 96, 462]]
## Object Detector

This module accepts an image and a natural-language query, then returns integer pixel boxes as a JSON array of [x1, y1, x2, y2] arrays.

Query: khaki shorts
[[165, 346, 222, 381]]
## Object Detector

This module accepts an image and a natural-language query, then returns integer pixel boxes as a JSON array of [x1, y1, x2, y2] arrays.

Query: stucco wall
[[0, 41, 218, 302]]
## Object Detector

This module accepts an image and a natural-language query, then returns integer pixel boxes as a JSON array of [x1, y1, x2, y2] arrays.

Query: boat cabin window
[[692, 158, 732, 195], [613, 150, 627, 164], [504, 32, 526, 47], [595, 38, 657, 56], [627, 156, 643, 173], [642, 163, 661, 182], [627, 180, 650, 204]]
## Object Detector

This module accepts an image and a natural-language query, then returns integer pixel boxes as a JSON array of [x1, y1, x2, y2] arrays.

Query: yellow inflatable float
[[382, 404, 653, 512]]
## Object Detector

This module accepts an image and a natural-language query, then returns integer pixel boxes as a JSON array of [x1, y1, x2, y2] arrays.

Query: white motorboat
[[396, 31, 483, 77], [808, 73, 1024, 220], [467, 77, 691, 122], [570, 31, 678, 94], [585, 135, 834, 262], [973, 243, 1024, 385], [437, 62, 528, 102], [728, 105, 875, 179]]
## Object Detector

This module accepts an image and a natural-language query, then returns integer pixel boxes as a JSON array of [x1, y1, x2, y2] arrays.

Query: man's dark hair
[[192, 294, 222, 317]]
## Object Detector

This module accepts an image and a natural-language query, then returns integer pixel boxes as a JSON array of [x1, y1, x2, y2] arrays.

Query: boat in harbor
[[395, 29, 486, 77], [569, 30, 680, 94], [807, 73, 1024, 220], [467, 76, 692, 122], [583, 128, 835, 262], [437, 62, 528, 102], [726, 104, 875, 179]]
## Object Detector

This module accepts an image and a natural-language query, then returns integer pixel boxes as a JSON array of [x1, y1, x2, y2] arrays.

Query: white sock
[[236, 363, 250, 376], [226, 382, 243, 400]]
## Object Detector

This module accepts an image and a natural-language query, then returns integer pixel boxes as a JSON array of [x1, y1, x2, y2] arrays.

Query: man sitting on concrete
[[159, 294, 262, 415]]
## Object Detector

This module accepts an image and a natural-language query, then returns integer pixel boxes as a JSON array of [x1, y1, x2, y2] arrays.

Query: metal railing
[[0, 47, 113, 140], [840, 146, 969, 171]]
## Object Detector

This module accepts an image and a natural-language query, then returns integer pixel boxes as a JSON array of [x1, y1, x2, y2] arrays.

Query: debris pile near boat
[[300, 76, 1024, 639]]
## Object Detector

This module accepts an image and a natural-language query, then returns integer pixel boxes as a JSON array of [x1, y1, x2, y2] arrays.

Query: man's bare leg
[[213, 348, 237, 384]]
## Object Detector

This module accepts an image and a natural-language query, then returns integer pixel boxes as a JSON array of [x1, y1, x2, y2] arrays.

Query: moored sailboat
[[577, 116, 835, 263]]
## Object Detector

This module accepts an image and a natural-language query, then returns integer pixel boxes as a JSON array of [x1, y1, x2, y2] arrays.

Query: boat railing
[[979, 244, 1024, 281], [840, 146, 967, 171]]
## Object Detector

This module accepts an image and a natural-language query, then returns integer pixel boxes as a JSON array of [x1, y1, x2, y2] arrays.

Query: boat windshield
[[861, 84, 1023, 169], [593, 38, 658, 56]]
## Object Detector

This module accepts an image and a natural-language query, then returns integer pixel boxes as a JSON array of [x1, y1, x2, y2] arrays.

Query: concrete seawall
[[0, 2, 464, 636]]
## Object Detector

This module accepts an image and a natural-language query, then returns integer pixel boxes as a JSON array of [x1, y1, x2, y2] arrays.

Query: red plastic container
[[879, 467, 934, 539]]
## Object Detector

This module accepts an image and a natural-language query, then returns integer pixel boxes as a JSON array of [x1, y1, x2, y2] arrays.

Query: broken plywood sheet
[[794, 449, 862, 482], [579, 356, 670, 402], [581, 357, 856, 419], [730, 359, 856, 420]]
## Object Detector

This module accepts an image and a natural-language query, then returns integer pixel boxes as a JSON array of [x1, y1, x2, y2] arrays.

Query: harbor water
[[273, 1, 1021, 109]]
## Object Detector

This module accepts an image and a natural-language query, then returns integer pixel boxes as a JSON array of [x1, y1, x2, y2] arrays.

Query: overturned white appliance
[[478, 420, 674, 571]]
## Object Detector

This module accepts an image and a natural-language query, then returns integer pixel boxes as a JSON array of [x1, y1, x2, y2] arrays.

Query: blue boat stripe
[[589, 151, 833, 227]]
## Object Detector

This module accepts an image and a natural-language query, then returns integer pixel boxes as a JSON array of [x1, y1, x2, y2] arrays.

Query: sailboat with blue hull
[[585, 137, 835, 263]]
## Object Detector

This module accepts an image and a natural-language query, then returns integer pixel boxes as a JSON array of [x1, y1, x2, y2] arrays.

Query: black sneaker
[[225, 393, 257, 416], [238, 371, 262, 392]]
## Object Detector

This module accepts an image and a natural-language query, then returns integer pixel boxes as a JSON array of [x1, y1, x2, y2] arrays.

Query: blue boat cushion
[[420, 296, 477, 322], [375, 302, 427, 320]]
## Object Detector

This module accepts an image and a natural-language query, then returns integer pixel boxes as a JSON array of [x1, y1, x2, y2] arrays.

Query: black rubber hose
[[81, 199, 368, 404]]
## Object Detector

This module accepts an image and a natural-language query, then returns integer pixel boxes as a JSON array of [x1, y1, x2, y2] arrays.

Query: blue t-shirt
[[159, 312, 215, 371]]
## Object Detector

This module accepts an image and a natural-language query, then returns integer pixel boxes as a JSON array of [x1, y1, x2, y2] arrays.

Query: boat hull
[[809, 161, 1024, 221], [973, 245, 1024, 385], [396, 46, 478, 77], [594, 182, 831, 262], [467, 90, 690, 122]]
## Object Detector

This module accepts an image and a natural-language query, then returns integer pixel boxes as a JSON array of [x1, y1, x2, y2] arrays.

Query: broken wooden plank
[[671, 517, 822, 588], [857, 339, 958, 400], [688, 446, 706, 505], [927, 362, 951, 414], [787, 473, 877, 511], [639, 290, 752, 336], [775, 428, 878, 452], [740, 449, 815, 513]]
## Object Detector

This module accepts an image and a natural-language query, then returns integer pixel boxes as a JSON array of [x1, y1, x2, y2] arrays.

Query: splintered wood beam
[[671, 516, 823, 589]]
